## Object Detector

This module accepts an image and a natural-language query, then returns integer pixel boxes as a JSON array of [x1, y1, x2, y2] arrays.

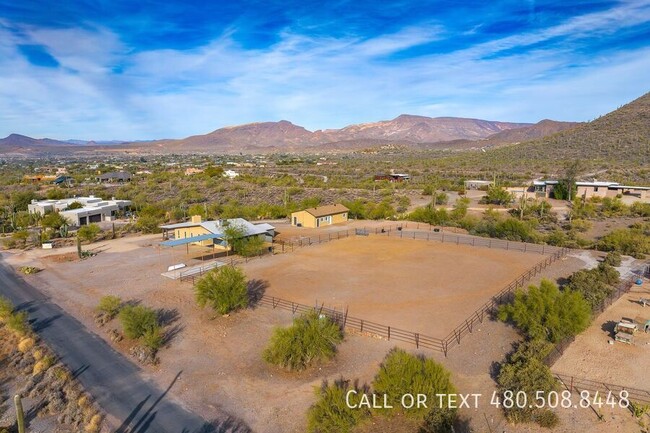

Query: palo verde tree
[[497, 279, 591, 343], [195, 265, 248, 314]]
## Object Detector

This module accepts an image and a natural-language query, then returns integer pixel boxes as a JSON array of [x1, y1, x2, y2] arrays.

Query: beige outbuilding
[[290, 204, 349, 228]]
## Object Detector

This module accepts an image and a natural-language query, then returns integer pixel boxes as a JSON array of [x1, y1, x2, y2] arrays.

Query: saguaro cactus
[[14, 394, 25, 433]]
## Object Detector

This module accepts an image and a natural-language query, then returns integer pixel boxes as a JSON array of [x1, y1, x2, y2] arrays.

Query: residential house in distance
[[374, 173, 410, 182], [576, 181, 649, 201], [159, 216, 275, 250], [532, 180, 649, 202], [28, 196, 132, 226], [533, 180, 560, 198], [290, 204, 349, 228], [96, 171, 132, 183]]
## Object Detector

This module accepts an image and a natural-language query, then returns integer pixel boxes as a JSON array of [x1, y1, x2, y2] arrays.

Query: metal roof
[[160, 233, 221, 247], [301, 204, 349, 218]]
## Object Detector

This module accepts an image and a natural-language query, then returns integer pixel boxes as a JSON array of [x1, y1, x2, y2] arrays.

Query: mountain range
[[0, 115, 579, 155]]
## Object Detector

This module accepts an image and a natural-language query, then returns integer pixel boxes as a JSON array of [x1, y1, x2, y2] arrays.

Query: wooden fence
[[554, 372, 650, 405], [373, 222, 563, 256], [440, 247, 569, 354], [257, 296, 445, 351]]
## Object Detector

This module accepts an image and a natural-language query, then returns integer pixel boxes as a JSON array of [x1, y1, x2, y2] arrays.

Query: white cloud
[[0, 2, 649, 139]]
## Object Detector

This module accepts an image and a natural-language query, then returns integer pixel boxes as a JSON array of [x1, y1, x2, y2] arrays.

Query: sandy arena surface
[[2, 231, 641, 433], [243, 235, 543, 337]]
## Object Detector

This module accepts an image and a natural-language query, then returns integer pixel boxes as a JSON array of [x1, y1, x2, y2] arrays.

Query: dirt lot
[[243, 235, 542, 337], [2, 232, 641, 433], [553, 280, 650, 391]]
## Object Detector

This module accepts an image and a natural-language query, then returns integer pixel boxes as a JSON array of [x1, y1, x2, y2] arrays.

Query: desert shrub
[[419, 407, 457, 433], [307, 379, 370, 433], [78, 224, 101, 243], [534, 410, 560, 428], [569, 218, 592, 233], [41, 212, 67, 230], [141, 326, 164, 351], [195, 265, 248, 314], [597, 225, 650, 258], [498, 279, 591, 343], [7, 311, 30, 335], [372, 348, 456, 419], [135, 214, 163, 233], [496, 339, 558, 425], [565, 264, 620, 310], [18, 337, 35, 352], [66, 201, 83, 210], [471, 215, 537, 243], [85, 414, 103, 433], [630, 202, 650, 217], [0, 295, 13, 320], [409, 206, 451, 226], [118, 305, 159, 340], [33, 354, 55, 375], [19, 266, 40, 274], [630, 401, 650, 418], [603, 251, 622, 267], [263, 311, 343, 371], [480, 186, 513, 205], [96, 295, 122, 320]]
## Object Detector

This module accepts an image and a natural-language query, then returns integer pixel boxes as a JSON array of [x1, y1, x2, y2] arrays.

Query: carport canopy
[[160, 233, 222, 247]]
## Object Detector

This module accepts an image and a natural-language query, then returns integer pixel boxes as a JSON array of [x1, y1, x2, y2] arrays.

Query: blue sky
[[1, 0, 649, 140]]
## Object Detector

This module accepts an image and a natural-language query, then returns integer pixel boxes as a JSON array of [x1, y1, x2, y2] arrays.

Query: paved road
[[0, 258, 250, 433]]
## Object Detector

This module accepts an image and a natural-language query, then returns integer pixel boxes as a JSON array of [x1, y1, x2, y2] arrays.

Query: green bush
[[195, 266, 248, 314], [96, 295, 123, 320], [496, 339, 558, 425], [263, 311, 343, 371], [498, 279, 591, 343], [603, 251, 622, 267], [419, 407, 457, 433], [0, 296, 13, 320], [41, 212, 67, 230], [372, 348, 456, 419], [141, 326, 164, 351], [480, 186, 513, 205], [237, 235, 266, 257], [7, 311, 30, 335], [78, 224, 101, 243], [534, 410, 560, 428], [307, 379, 370, 433], [597, 224, 650, 259], [119, 305, 159, 340], [565, 264, 619, 311]]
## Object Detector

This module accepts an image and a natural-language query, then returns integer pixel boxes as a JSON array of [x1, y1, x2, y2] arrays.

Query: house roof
[[160, 218, 275, 237], [302, 204, 349, 218], [160, 233, 222, 247]]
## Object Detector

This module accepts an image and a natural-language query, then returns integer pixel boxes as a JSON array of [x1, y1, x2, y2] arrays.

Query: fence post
[[360, 320, 364, 333], [415, 333, 420, 348], [387, 326, 391, 340]]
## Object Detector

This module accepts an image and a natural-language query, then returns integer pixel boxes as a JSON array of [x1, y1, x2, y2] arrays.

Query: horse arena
[[243, 234, 548, 342]]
